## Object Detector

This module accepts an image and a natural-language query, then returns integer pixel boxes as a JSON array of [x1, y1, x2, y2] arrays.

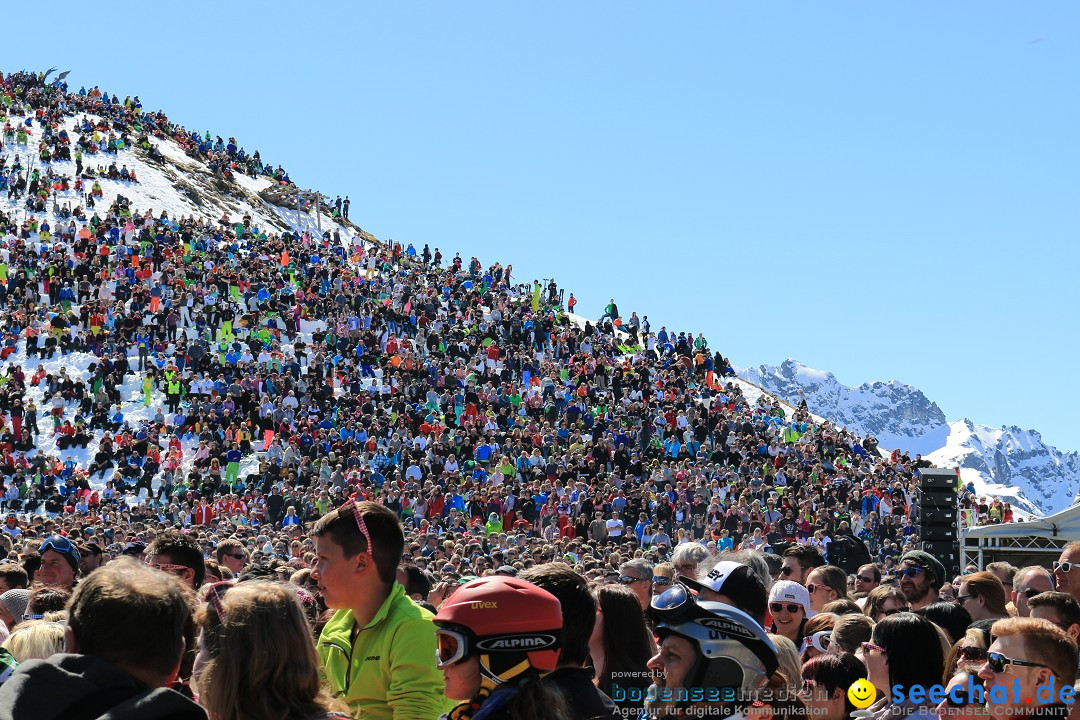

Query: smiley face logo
[[848, 679, 877, 709]]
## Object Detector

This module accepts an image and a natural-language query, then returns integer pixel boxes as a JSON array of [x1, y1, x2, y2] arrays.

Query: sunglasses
[[957, 646, 988, 663], [651, 576, 672, 586], [225, 552, 247, 560], [954, 594, 977, 604], [986, 651, 1051, 675], [856, 575, 875, 583], [1020, 589, 1046, 600], [780, 566, 796, 576], [1053, 561, 1076, 573], [896, 567, 925, 579], [770, 602, 802, 615], [619, 575, 647, 585], [860, 641, 887, 655], [806, 583, 821, 595]]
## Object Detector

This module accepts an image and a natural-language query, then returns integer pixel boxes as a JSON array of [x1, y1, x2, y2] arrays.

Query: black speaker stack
[[917, 468, 961, 581]]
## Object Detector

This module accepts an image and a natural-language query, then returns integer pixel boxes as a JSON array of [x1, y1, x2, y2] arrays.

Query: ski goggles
[[800, 630, 832, 655], [651, 583, 716, 627], [39, 535, 79, 561], [435, 627, 471, 669]]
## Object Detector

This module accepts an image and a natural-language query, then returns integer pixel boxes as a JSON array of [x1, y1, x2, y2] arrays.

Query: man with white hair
[[618, 558, 653, 611], [1012, 565, 1055, 617], [672, 543, 709, 580]]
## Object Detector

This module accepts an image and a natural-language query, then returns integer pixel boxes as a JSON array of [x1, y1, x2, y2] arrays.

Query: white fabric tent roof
[[964, 503, 1080, 541]]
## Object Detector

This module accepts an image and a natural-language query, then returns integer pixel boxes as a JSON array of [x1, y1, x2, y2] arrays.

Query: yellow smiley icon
[[848, 679, 877, 709]]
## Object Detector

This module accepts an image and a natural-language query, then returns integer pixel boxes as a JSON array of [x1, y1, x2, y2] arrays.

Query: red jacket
[[194, 505, 214, 526]]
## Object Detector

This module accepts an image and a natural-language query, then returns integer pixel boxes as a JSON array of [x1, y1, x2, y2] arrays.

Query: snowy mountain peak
[[737, 360, 1079, 517], [738, 360, 948, 454]]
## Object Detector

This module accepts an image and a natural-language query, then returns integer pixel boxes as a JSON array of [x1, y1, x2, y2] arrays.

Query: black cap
[[121, 541, 147, 556]]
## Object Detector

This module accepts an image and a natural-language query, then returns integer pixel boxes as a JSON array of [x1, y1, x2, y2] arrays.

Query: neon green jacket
[[318, 582, 451, 720]]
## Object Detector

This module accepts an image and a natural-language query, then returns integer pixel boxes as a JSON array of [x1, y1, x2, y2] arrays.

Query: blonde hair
[[653, 562, 675, 580], [196, 581, 340, 720], [768, 633, 802, 692], [3, 620, 65, 662]]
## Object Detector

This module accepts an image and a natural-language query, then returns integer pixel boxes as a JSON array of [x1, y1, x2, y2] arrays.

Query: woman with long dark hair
[[856, 612, 943, 720], [589, 584, 652, 716]]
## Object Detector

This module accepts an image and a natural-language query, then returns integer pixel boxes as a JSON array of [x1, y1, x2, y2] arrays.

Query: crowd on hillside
[[0, 68, 1051, 720]]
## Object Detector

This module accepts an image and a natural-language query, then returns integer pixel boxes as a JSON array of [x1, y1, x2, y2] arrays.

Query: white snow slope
[[0, 106, 364, 511]]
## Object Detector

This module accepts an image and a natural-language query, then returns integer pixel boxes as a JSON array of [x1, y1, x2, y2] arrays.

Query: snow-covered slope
[[0, 104, 363, 508], [737, 359, 1079, 517]]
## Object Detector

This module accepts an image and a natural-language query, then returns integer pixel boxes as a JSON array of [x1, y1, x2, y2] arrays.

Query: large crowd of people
[[0, 68, 1061, 720]]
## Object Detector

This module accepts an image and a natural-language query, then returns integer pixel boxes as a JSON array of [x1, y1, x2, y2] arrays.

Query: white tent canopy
[[964, 503, 1080, 541], [960, 503, 1080, 569]]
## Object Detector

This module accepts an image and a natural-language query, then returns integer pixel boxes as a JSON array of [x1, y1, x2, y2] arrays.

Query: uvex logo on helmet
[[698, 617, 757, 641], [475, 633, 558, 651]]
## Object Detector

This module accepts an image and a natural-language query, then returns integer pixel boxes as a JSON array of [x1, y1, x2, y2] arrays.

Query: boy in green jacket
[[313, 500, 450, 719]]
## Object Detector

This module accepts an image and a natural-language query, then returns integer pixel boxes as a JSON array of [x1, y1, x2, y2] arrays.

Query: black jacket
[[0, 654, 207, 720], [546, 666, 620, 720]]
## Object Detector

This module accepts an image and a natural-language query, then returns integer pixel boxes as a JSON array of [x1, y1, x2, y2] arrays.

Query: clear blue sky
[[5, 2, 1078, 451]]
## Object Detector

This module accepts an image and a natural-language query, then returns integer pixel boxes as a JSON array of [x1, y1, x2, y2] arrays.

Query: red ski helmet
[[434, 576, 563, 689]]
